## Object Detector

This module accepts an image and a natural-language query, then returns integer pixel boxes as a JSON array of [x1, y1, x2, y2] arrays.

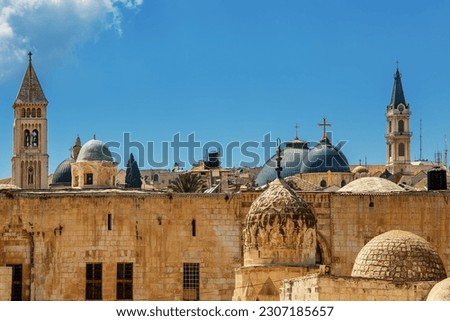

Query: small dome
[[352, 230, 447, 282], [51, 157, 74, 185], [338, 177, 405, 193], [352, 165, 369, 174], [301, 141, 350, 173], [244, 178, 317, 266], [77, 139, 114, 162], [427, 278, 450, 301], [255, 138, 309, 186]]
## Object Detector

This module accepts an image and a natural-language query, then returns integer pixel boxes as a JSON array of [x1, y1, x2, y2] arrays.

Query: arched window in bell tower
[[399, 143, 405, 157], [37, 108, 41, 117], [32, 130, 39, 147], [389, 121, 392, 133], [24, 130, 31, 147], [398, 120, 405, 133], [21, 109, 26, 118], [28, 167, 34, 185]]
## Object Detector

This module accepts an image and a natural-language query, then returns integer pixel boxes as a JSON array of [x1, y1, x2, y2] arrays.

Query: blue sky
[[1, 0, 450, 179]]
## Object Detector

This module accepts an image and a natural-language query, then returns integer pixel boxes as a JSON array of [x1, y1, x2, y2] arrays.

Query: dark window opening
[[24, 130, 30, 147], [108, 214, 112, 231], [398, 120, 405, 133], [37, 108, 41, 117], [183, 263, 199, 301], [320, 179, 327, 188], [7, 264, 22, 301], [192, 219, 196, 237], [117, 263, 133, 300], [32, 129, 39, 147], [86, 173, 93, 185], [86, 263, 102, 300]]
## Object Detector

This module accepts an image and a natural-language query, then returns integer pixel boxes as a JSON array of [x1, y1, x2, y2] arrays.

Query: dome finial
[[28, 51, 32, 63], [319, 117, 331, 144], [93, 134, 96, 140], [275, 138, 283, 179]]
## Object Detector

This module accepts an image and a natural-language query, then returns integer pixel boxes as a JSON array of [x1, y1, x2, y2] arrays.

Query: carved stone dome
[[427, 277, 450, 301], [352, 230, 447, 282], [77, 139, 114, 162], [243, 178, 317, 266]]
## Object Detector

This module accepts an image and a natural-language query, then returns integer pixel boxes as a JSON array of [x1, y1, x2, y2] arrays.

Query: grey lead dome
[[77, 139, 115, 162]]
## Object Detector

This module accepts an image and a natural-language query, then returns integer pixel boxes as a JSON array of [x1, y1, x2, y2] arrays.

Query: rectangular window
[[7, 264, 22, 301], [183, 263, 199, 301], [117, 263, 133, 300], [86, 263, 102, 300], [86, 173, 93, 185]]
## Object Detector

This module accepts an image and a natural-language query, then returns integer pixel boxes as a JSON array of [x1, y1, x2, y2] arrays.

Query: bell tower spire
[[11, 53, 49, 189], [385, 64, 412, 174]]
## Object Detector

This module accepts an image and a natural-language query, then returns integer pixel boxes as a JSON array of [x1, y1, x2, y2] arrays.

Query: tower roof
[[389, 67, 406, 108], [15, 52, 47, 104]]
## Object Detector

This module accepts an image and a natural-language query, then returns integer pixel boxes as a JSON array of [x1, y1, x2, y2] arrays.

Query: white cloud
[[0, 0, 143, 80]]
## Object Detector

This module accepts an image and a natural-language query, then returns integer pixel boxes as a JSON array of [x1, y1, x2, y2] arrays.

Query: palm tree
[[169, 172, 204, 193]]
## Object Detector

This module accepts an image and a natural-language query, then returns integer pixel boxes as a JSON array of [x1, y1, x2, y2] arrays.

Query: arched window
[[389, 121, 392, 133], [27, 108, 31, 117], [320, 179, 327, 188], [21, 109, 26, 118], [37, 108, 41, 117], [32, 108, 36, 117], [399, 143, 405, 157], [28, 167, 34, 185], [398, 120, 404, 133], [341, 180, 346, 187], [153, 174, 159, 182], [388, 144, 392, 158], [24, 130, 31, 147], [32, 130, 39, 147]]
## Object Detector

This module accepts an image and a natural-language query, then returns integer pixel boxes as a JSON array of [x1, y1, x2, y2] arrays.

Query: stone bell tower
[[11, 52, 49, 189], [385, 66, 412, 174]]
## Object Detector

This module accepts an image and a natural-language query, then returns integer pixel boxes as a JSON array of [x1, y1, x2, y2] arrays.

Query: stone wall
[[281, 274, 436, 301], [329, 192, 450, 277], [0, 267, 12, 301], [0, 190, 244, 300]]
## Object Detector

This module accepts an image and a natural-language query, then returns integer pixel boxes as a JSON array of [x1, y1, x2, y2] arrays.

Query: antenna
[[445, 135, 448, 169], [419, 119, 423, 161]]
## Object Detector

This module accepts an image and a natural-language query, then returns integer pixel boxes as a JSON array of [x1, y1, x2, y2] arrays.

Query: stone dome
[[352, 230, 447, 282], [338, 177, 405, 193], [243, 178, 317, 266], [301, 141, 350, 173], [255, 138, 309, 186], [51, 157, 74, 185], [352, 165, 369, 174], [427, 277, 450, 301], [77, 139, 114, 162]]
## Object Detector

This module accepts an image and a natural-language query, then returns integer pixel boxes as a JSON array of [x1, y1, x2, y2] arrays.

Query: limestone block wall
[[281, 274, 436, 301], [0, 267, 12, 300], [0, 191, 244, 301], [330, 192, 450, 277]]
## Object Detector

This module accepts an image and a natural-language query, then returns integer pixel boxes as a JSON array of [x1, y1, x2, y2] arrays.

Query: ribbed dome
[[77, 139, 114, 162], [301, 141, 350, 173], [244, 178, 317, 266], [427, 278, 450, 301], [51, 157, 74, 185], [338, 177, 405, 193], [255, 138, 309, 186], [352, 230, 447, 282]]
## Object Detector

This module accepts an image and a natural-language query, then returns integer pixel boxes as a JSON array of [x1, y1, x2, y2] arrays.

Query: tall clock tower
[[385, 67, 412, 174], [11, 53, 49, 189]]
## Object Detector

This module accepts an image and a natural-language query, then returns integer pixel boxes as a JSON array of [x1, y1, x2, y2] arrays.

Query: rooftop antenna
[[445, 135, 448, 169], [419, 118, 423, 161], [275, 138, 282, 179], [294, 123, 299, 139]]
